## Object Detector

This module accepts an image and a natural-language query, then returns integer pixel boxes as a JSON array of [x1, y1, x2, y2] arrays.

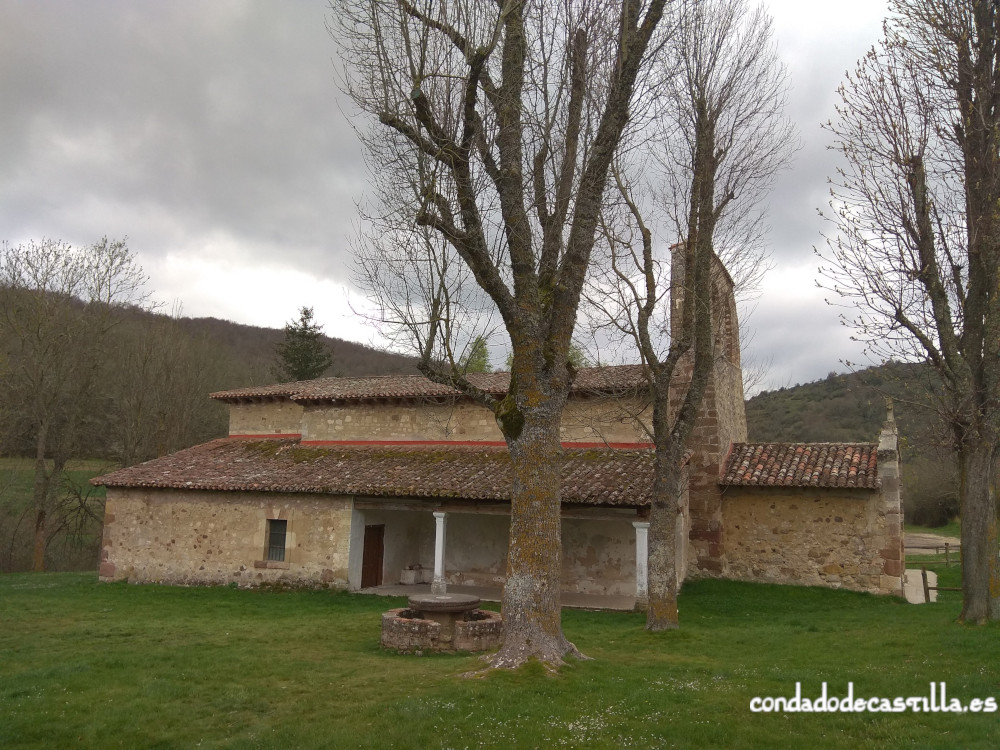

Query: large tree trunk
[[646, 442, 682, 630], [643, 127, 716, 628], [488, 389, 582, 669], [958, 442, 1000, 622]]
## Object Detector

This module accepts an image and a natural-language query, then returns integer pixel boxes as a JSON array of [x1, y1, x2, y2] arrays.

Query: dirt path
[[905, 532, 960, 553]]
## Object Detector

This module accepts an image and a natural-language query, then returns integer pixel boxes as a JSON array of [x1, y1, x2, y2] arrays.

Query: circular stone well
[[381, 593, 503, 653]]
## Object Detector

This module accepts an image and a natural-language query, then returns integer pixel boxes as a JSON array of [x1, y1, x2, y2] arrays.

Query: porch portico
[[347, 497, 650, 606]]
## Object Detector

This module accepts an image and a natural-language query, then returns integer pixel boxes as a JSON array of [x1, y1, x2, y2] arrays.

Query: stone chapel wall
[[228, 400, 304, 436], [297, 394, 651, 444], [719, 486, 899, 594], [668, 248, 747, 577], [100, 488, 353, 588]]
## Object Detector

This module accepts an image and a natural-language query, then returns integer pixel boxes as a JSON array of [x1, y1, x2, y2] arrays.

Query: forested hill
[[0, 292, 418, 469], [745, 362, 943, 445], [745, 362, 957, 526], [172, 314, 419, 380], [0, 296, 418, 572]]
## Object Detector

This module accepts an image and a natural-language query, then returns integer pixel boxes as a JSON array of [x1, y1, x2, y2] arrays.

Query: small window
[[266, 519, 287, 562]]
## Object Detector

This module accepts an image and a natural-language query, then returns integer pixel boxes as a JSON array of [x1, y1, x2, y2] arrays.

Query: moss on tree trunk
[[959, 445, 1000, 623], [486, 389, 584, 670]]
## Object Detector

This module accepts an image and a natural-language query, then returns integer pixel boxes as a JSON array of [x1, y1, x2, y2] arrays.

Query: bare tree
[[332, 0, 670, 668], [820, 0, 1000, 621], [587, 0, 793, 630], [107, 308, 231, 467], [0, 237, 149, 571], [352, 200, 499, 371], [655, 0, 791, 294]]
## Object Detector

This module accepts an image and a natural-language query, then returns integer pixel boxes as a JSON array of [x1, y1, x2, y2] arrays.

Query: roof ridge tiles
[[211, 364, 649, 403]]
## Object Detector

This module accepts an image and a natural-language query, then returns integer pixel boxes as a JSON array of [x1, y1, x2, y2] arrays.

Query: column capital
[[632, 520, 650, 531]]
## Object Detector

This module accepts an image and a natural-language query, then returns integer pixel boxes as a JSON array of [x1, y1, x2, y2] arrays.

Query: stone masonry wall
[[100, 488, 353, 588], [668, 249, 747, 579], [673, 357, 747, 577], [300, 395, 650, 444], [303, 400, 500, 441], [721, 486, 900, 594], [875, 405, 905, 595], [713, 359, 747, 452], [561, 517, 637, 596], [228, 400, 304, 436]]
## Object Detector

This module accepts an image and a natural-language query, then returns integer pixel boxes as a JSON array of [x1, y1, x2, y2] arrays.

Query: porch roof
[[93, 438, 654, 507]]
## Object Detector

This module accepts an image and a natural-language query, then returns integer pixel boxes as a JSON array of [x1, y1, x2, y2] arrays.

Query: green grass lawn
[[905, 520, 962, 539], [1, 566, 997, 749], [0, 456, 112, 486], [0, 458, 110, 572]]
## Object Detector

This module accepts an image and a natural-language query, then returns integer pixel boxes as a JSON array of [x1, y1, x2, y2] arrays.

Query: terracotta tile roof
[[210, 364, 648, 403], [208, 378, 320, 400], [721, 443, 879, 489], [94, 438, 654, 507]]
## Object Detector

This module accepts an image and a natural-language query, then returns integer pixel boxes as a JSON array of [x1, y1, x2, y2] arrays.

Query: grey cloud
[[743, 293, 872, 394], [0, 0, 365, 282], [0, 0, 894, 385]]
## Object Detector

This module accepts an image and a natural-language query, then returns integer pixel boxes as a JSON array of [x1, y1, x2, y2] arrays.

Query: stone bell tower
[[668, 245, 747, 576]]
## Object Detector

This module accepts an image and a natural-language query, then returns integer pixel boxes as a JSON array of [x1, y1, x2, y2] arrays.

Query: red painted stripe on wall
[[297, 439, 655, 450], [228, 433, 302, 440]]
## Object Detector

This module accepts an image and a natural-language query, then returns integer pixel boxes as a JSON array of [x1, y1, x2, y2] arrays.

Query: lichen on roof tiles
[[94, 438, 655, 507]]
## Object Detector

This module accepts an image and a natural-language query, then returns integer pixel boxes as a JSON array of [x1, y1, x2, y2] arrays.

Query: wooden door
[[361, 524, 385, 588]]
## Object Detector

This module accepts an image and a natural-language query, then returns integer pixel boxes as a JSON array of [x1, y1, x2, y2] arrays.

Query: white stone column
[[432, 511, 448, 594], [633, 521, 650, 610]]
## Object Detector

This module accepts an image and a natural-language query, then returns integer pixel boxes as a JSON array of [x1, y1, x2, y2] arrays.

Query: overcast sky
[[0, 0, 890, 392]]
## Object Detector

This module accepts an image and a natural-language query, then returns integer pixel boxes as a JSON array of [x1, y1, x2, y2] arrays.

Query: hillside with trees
[[0, 240, 417, 573], [746, 362, 957, 527], [0, 296, 418, 574], [173, 314, 418, 382], [1, 302, 419, 466]]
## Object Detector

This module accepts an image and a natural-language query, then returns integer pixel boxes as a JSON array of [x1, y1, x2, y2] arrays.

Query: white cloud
[[149, 247, 380, 345]]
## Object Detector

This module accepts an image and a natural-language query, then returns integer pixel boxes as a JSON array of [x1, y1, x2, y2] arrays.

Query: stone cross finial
[[879, 396, 898, 454]]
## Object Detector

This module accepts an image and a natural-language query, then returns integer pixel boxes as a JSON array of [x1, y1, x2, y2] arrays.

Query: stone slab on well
[[407, 593, 481, 613]]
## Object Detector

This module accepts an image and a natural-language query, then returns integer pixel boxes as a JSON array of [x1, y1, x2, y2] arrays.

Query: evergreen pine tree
[[460, 336, 492, 373], [273, 307, 333, 382], [504, 343, 588, 371]]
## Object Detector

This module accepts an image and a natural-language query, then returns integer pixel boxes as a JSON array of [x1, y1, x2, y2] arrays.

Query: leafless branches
[[584, 0, 794, 630], [658, 0, 794, 293], [820, 0, 1000, 622], [331, 0, 671, 667], [0, 237, 150, 571], [334, 0, 670, 387], [588, 0, 794, 370]]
